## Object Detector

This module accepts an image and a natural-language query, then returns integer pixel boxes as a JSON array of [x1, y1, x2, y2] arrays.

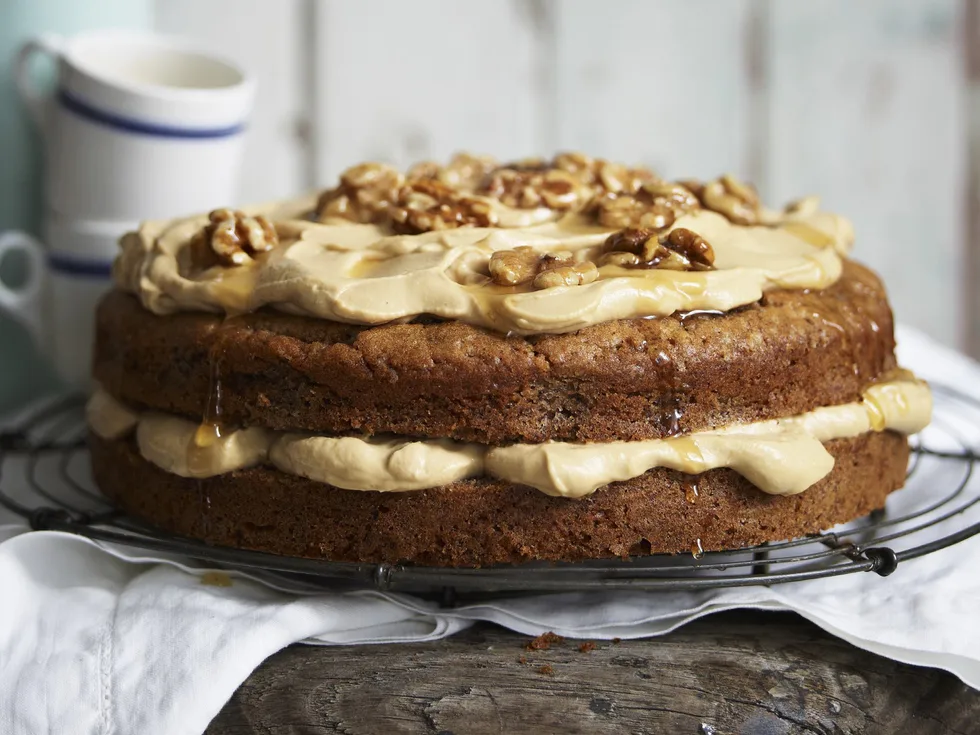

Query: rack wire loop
[[864, 547, 900, 577]]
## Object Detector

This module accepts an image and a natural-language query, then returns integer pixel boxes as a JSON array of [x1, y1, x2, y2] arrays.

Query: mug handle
[[14, 33, 65, 129], [0, 231, 46, 344]]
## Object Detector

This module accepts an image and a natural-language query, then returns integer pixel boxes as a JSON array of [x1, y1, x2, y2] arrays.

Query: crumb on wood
[[536, 664, 555, 676], [525, 631, 565, 651], [518, 655, 527, 665], [578, 641, 597, 653], [612, 637, 622, 644]]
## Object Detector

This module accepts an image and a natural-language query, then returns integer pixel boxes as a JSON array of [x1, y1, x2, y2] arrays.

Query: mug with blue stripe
[[0, 215, 130, 389], [15, 29, 255, 222], [4, 29, 255, 388]]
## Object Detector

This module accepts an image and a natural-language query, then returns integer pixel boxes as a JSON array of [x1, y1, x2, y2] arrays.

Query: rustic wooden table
[[205, 610, 979, 734]]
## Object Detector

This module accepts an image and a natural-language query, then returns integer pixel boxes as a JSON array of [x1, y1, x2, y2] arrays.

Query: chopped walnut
[[663, 228, 715, 269], [189, 208, 279, 269], [480, 152, 653, 213], [388, 179, 497, 234], [441, 152, 498, 189], [553, 151, 596, 179], [595, 161, 650, 196], [482, 167, 593, 211], [315, 162, 404, 224], [508, 156, 550, 172], [699, 173, 760, 225], [489, 247, 555, 286], [488, 246, 597, 289], [599, 227, 666, 267], [554, 152, 653, 197], [533, 261, 598, 289], [596, 180, 701, 230], [313, 153, 712, 234], [676, 179, 704, 199], [599, 226, 714, 271], [407, 153, 498, 191], [405, 160, 443, 180]]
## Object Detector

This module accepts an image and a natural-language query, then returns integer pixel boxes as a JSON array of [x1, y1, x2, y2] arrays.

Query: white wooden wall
[[155, 0, 971, 352]]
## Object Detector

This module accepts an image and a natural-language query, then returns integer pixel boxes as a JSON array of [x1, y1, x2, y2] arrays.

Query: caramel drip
[[190, 316, 240, 531], [677, 309, 726, 322], [683, 479, 699, 504], [691, 539, 704, 559], [661, 402, 684, 438], [188, 353, 224, 480]]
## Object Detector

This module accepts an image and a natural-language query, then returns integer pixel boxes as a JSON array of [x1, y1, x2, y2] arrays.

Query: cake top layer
[[115, 152, 855, 335]]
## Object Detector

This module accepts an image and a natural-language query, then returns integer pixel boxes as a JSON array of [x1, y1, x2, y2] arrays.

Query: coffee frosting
[[113, 194, 854, 335], [89, 374, 930, 497], [136, 414, 270, 480], [85, 388, 139, 440]]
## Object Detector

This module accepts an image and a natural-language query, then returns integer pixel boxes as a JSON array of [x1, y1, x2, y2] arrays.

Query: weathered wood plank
[[767, 0, 965, 348], [310, 0, 543, 184], [205, 613, 980, 734], [551, 0, 757, 181], [153, 0, 308, 203]]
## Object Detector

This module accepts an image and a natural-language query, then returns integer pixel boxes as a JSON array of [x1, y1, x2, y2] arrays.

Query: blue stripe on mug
[[57, 89, 245, 139], [48, 252, 114, 278]]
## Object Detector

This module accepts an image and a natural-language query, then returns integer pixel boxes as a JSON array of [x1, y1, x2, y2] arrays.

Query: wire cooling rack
[[1, 383, 979, 600]]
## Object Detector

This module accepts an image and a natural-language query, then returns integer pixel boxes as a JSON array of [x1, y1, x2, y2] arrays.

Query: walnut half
[[698, 173, 760, 226], [663, 228, 715, 269], [488, 247, 598, 290], [599, 227, 714, 271], [532, 262, 598, 289], [189, 209, 279, 269]]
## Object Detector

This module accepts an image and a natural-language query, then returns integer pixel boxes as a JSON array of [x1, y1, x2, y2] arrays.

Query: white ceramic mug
[[15, 29, 255, 222], [0, 216, 133, 388]]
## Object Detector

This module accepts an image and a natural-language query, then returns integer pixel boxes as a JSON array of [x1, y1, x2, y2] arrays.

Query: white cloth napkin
[[2, 324, 979, 735]]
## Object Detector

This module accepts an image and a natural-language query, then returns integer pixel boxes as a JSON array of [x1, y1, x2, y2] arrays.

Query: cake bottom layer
[[90, 431, 910, 567]]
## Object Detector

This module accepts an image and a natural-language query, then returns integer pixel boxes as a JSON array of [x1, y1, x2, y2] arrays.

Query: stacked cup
[[0, 30, 254, 387]]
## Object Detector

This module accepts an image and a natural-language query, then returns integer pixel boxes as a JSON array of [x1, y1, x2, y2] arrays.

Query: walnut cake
[[88, 152, 932, 566]]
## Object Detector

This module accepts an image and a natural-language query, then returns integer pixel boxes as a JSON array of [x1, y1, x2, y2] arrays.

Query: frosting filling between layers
[[88, 374, 931, 497], [114, 197, 854, 335]]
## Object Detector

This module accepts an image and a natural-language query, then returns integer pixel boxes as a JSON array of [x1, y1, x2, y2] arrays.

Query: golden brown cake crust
[[94, 259, 895, 444], [90, 431, 909, 567]]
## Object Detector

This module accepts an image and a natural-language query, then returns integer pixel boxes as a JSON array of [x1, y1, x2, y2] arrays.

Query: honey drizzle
[[659, 394, 684, 438], [677, 309, 726, 323], [191, 316, 238, 535], [683, 479, 699, 504], [691, 539, 704, 559]]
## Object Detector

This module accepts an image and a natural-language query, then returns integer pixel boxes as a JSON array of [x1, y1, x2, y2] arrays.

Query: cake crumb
[[536, 664, 555, 676], [612, 637, 622, 644], [200, 571, 233, 587], [578, 641, 597, 653], [525, 631, 564, 651], [518, 655, 528, 665]]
